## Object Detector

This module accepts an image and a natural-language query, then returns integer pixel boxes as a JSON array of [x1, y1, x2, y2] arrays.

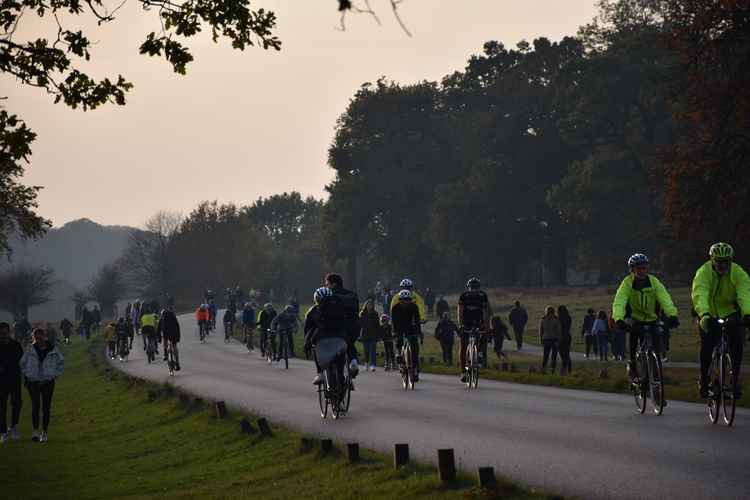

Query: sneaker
[[39, 432, 48, 443], [31, 430, 40, 442], [0, 434, 7, 444], [370, 366, 376, 372], [313, 374, 323, 385], [460, 373, 469, 383], [9, 426, 20, 441]]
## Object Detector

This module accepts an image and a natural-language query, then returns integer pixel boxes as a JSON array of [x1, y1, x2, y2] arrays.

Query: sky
[[5, 0, 599, 228]]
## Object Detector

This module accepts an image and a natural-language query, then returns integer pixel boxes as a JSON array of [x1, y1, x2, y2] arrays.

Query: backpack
[[318, 294, 347, 333]]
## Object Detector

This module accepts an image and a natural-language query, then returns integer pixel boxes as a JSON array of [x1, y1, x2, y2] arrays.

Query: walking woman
[[359, 300, 381, 371], [557, 305, 573, 375], [20, 328, 64, 442], [539, 306, 561, 374], [592, 311, 610, 361]]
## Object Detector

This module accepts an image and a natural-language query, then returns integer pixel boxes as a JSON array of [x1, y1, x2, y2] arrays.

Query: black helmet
[[466, 277, 481, 290]]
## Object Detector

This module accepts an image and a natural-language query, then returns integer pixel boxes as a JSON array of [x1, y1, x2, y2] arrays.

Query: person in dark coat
[[0, 322, 24, 442], [491, 316, 512, 360], [509, 301, 529, 350], [424, 288, 436, 317], [557, 305, 573, 375], [581, 309, 596, 358], [434, 312, 458, 365], [158, 307, 181, 370], [81, 306, 93, 340], [435, 296, 450, 319], [59, 318, 73, 345]]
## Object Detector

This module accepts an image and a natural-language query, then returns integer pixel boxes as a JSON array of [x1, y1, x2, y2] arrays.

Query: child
[[103, 322, 117, 359], [491, 315, 512, 360], [380, 314, 395, 371]]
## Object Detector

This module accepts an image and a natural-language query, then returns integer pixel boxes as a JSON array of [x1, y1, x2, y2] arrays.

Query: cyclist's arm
[[691, 264, 712, 319], [732, 263, 750, 317], [652, 276, 678, 318], [612, 276, 633, 322]]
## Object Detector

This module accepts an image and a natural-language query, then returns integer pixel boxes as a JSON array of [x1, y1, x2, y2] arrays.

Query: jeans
[[542, 339, 558, 371], [513, 327, 524, 349], [0, 381, 22, 433], [559, 335, 572, 374], [26, 381, 55, 432], [361, 339, 378, 367], [598, 334, 609, 360], [584, 335, 594, 356]]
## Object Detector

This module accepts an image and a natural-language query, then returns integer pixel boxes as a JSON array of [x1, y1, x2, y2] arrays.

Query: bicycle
[[628, 322, 665, 416], [198, 320, 208, 343], [243, 325, 254, 352], [315, 338, 352, 420], [117, 335, 130, 362], [397, 335, 419, 390], [145, 334, 158, 363], [224, 322, 233, 343], [276, 329, 291, 369], [463, 328, 482, 390], [706, 317, 741, 426], [266, 329, 277, 364], [165, 339, 179, 376]]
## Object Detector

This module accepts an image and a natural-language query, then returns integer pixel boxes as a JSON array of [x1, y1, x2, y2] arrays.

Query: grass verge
[[0, 339, 551, 500]]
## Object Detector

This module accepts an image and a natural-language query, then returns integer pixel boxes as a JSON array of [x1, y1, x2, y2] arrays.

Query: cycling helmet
[[199, 304, 207, 310], [398, 290, 413, 300], [399, 278, 414, 289], [709, 242, 734, 260], [627, 253, 649, 269], [380, 314, 390, 323], [264, 303, 273, 311], [466, 277, 481, 290], [314, 287, 332, 304]]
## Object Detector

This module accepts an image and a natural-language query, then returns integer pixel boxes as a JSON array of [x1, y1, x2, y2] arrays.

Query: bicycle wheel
[[282, 334, 289, 370], [721, 353, 736, 426], [707, 354, 720, 424], [330, 368, 342, 420], [648, 351, 665, 416], [633, 353, 647, 414], [342, 368, 352, 413], [464, 344, 473, 389], [401, 345, 411, 390], [318, 370, 329, 418]]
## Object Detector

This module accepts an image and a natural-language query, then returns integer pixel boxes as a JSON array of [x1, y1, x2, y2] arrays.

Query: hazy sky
[[6, 1, 598, 228]]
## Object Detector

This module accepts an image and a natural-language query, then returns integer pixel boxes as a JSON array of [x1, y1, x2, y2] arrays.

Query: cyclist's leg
[[410, 337, 420, 373], [698, 325, 719, 387], [270, 331, 277, 359], [459, 332, 468, 369], [728, 322, 745, 393]]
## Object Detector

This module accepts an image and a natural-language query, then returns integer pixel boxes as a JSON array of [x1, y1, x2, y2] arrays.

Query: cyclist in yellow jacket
[[692, 242, 750, 399], [613, 253, 679, 379], [389, 278, 426, 324]]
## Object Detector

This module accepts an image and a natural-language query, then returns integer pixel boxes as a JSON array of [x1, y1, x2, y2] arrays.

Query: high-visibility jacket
[[195, 308, 209, 322], [390, 291, 426, 322], [612, 274, 677, 323], [692, 261, 750, 319]]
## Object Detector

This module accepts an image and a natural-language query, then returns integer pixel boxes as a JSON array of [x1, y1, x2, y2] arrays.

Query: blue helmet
[[627, 253, 649, 269]]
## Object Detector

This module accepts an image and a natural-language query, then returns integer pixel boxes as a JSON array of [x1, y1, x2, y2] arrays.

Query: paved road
[[111, 314, 750, 500]]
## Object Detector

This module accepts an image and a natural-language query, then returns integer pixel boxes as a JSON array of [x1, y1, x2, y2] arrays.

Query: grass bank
[[0, 339, 550, 500]]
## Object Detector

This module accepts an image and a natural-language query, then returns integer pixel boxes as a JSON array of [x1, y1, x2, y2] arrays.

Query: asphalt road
[[111, 313, 750, 500]]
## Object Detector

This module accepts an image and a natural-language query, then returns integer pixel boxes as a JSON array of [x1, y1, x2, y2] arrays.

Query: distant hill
[[0, 218, 140, 322]]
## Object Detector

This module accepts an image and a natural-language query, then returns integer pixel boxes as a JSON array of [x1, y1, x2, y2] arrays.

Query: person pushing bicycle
[[391, 290, 423, 382], [458, 277, 491, 383], [612, 253, 679, 383], [692, 242, 750, 399]]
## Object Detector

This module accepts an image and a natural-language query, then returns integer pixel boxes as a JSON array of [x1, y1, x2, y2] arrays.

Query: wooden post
[[437, 449, 456, 482], [240, 418, 257, 435], [215, 401, 228, 419], [347, 443, 360, 464], [477, 467, 496, 489], [300, 437, 315, 453], [257, 417, 272, 436], [394, 443, 409, 468], [321, 438, 333, 455]]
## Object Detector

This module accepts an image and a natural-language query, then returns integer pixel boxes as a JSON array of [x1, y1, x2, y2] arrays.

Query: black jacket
[[158, 310, 181, 342], [0, 338, 23, 387]]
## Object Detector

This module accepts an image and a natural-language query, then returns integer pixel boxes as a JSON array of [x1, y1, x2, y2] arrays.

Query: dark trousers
[[542, 339, 558, 371], [0, 381, 22, 433], [584, 335, 595, 356], [383, 341, 395, 367], [629, 322, 660, 362], [513, 327, 524, 349], [559, 335, 572, 374], [439, 340, 453, 365], [700, 324, 745, 386], [26, 381, 55, 432]]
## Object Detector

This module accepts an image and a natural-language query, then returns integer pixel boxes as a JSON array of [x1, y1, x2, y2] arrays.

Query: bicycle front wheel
[[282, 335, 289, 370], [721, 353, 736, 426], [318, 371, 329, 419], [648, 351, 664, 416], [707, 354, 720, 424], [634, 353, 647, 414]]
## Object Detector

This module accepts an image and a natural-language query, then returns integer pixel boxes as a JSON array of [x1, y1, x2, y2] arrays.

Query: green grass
[[0, 339, 549, 500]]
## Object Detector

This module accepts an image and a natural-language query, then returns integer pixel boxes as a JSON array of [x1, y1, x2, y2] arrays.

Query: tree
[[122, 211, 182, 300], [0, 265, 55, 320], [88, 263, 127, 319]]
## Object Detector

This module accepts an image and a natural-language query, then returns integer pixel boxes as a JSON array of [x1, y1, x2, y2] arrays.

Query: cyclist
[[270, 305, 298, 361], [115, 317, 130, 360], [612, 253, 679, 382], [158, 306, 181, 370], [208, 299, 218, 332], [457, 277, 492, 383], [305, 287, 359, 385], [195, 304, 210, 340], [241, 302, 256, 351], [692, 242, 750, 399], [391, 290, 423, 381], [323, 273, 361, 375], [222, 308, 235, 342], [140, 307, 159, 355], [257, 303, 277, 358], [389, 278, 427, 324]]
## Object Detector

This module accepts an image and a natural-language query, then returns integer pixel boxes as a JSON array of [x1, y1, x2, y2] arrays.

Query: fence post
[[437, 449, 456, 482], [394, 443, 409, 468], [257, 417, 272, 436], [321, 438, 333, 455], [478, 466, 496, 489], [347, 443, 360, 464], [215, 401, 228, 419]]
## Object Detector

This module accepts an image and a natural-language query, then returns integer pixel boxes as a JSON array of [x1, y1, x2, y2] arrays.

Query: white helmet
[[398, 290, 413, 301], [314, 287, 332, 304], [399, 278, 414, 289]]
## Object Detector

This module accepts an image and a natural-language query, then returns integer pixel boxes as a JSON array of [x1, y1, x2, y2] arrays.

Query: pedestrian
[[434, 312, 458, 365], [91, 305, 101, 335], [539, 306, 561, 374], [380, 314, 396, 371], [424, 287, 436, 318], [592, 311, 610, 361], [81, 306, 92, 340], [0, 322, 24, 443], [491, 315, 512, 360], [435, 295, 450, 319], [103, 321, 117, 359], [359, 300, 381, 371], [558, 305, 573, 375], [20, 328, 64, 442], [59, 318, 73, 345], [509, 301, 529, 350], [581, 309, 596, 358]]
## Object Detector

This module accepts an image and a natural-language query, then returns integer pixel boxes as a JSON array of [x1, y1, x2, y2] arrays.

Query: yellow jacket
[[612, 274, 677, 322], [390, 291, 427, 322], [692, 261, 750, 319]]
